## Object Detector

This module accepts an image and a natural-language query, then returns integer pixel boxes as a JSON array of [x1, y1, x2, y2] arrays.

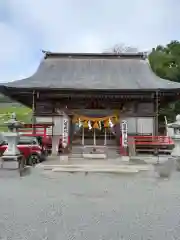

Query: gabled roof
[[2, 52, 180, 91]]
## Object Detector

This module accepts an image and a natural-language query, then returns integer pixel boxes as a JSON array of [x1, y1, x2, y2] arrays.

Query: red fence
[[128, 135, 174, 145], [120, 135, 174, 155], [18, 124, 52, 137]]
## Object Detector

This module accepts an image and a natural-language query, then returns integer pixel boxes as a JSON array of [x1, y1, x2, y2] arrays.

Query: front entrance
[[71, 110, 119, 150], [72, 125, 116, 146]]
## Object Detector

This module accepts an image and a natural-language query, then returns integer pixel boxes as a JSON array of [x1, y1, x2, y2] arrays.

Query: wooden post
[[154, 91, 159, 156], [68, 116, 73, 151], [93, 128, 96, 146], [104, 128, 107, 145], [32, 90, 36, 135], [82, 126, 84, 145]]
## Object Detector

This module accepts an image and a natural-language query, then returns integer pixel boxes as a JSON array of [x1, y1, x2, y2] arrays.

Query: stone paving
[[0, 167, 180, 239], [36, 155, 167, 173]]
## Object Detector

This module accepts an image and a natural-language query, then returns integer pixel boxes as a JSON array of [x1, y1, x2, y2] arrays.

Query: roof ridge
[[42, 51, 146, 60]]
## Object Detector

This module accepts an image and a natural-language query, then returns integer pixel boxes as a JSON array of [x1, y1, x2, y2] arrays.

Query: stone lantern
[[1, 113, 24, 169], [153, 115, 180, 178], [167, 114, 180, 171]]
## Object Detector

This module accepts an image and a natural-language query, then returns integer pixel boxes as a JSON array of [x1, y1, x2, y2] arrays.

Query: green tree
[[149, 41, 180, 82], [148, 41, 180, 122]]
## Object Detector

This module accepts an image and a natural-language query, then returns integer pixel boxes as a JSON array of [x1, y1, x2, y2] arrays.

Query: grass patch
[[0, 105, 32, 131]]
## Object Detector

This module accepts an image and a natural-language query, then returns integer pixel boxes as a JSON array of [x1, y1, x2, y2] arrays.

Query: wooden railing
[[128, 136, 174, 145], [18, 124, 53, 137], [120, 135, 174, 155]]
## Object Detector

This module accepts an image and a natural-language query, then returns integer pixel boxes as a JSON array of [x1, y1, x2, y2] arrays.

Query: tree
[[104, 43, 139, 54], [149, 41, 180, 82], [148, 41, 180, 122]]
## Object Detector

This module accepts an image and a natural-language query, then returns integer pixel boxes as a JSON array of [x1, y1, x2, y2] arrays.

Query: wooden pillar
[[82, 126, 84, 145], [154, 91, 159, 155], [68, 115, 73, 151], [32, 90, 36, 135], [155, 91, 159, 136], [104, 128, 107, 145], [93, 129, 96, 145]]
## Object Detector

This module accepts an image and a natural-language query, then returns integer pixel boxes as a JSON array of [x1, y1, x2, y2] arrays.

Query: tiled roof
[[2, 52, 180, 90]]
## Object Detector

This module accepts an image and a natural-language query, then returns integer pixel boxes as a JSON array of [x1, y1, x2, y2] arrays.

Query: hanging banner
[[72, 114, 118, 129], [72, 114, 118, 123], [92, 121, 99, 129], [62, 116, 69, 148], [83, 121, 89, 128], [121, 120, 128, 147]]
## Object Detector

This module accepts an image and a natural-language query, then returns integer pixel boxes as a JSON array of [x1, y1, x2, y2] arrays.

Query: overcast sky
[[0, 0, 179, 82]]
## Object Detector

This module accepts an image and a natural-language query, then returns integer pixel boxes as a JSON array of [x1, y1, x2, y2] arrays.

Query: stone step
[[71, 146, 121, 158], [37, 163, 151, 172], [52, 167, 139, 173], [69, 156, 83, 159]]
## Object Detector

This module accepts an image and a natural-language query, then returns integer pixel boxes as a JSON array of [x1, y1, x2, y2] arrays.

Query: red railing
[[18, 124, 71, 146], [120, 135, 174, 155], [18, 124, 53, 137], [127, 135, 174, 145]]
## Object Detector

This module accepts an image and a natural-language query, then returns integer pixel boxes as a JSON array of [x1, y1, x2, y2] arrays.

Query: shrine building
[[1, 52, 180, 154]]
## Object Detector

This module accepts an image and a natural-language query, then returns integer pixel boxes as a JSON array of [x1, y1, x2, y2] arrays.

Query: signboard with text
[[62, 117, 69, 148], [121, 120, 128, 147]]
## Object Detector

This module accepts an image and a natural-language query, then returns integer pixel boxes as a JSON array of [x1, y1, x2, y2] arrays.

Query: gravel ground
[[0, 168, 180, 240]]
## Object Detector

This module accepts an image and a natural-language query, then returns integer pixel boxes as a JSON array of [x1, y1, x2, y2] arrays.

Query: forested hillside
[[0, 94, 13, 103]]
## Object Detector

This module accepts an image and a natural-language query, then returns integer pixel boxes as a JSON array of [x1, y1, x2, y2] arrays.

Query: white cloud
[[0, 0, 179, 81], [5, 0, 177, 50], [0, 23, 25, 63]]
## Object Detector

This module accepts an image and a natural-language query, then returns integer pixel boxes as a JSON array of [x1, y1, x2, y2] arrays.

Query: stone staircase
[[69, 145, 121, 160]]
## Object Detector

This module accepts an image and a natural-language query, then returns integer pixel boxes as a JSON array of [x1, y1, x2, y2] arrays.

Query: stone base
[[1, 154, 22, 161], [0, 161, 19, 169], [83, 153, 107, 159], [154, 158, 175, 178], [1, 155, 23, 170], [176, 158, 180, 171], [121, 156, 130, 162], [61, 146, 70, 154], [60, 155, 69, 163]]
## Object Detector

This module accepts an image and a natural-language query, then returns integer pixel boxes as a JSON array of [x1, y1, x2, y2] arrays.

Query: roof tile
[[3, 53, 180, 90]]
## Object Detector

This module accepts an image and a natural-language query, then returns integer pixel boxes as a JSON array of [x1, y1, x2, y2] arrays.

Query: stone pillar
[[154, 114, 180, 178], [51, 135, 60, 156], [51, 113, 70, 156], [51, 116, 62, 156], [62, 113, 70, 154]]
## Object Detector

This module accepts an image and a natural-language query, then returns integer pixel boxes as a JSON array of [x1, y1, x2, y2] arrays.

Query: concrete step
[[37, 162, 151, 172], [69, 156, 83, 160], [52, 167, 139, 173], [71, 145, 121, 159]]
